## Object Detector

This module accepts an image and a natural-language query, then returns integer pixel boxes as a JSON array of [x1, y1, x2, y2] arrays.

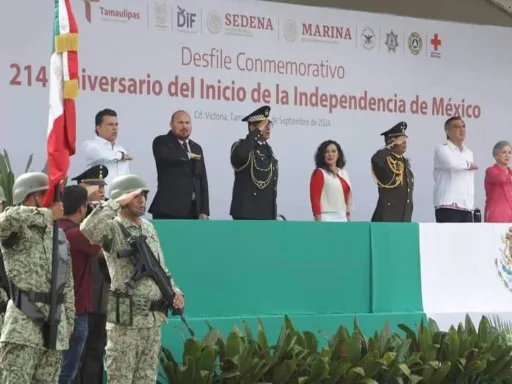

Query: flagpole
[[44, 184, 61, 349]]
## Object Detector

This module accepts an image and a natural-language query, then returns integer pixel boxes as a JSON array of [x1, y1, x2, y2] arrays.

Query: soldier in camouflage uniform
[[0, 186, 8, 330], [81, 174, 184, 384], [0, 172, 75, 383]]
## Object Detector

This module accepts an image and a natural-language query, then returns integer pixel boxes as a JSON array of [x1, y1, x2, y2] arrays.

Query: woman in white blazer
[[309, 140, 353, 222]]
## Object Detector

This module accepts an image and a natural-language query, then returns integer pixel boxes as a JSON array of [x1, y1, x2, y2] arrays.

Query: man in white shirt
[[81, 109, 132, 196], [433, 116, 478, 222]]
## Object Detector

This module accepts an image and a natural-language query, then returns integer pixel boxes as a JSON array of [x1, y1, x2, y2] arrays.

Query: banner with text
[[2, 0, 510, 220]]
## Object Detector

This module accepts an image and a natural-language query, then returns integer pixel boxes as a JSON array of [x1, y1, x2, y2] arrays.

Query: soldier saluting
[[0, 172, 75, 382], [80, 174, 184, 383], [230, 105, 279, 220], [371, 122, 414, 222]]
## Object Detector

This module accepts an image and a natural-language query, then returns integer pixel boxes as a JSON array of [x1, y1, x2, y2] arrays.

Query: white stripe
[[62, 51, 69, 82], [58, 0, 71, 82], [420, 223, 512, 329], [59, 0, 70, 35], [47, 52, 65, 137]]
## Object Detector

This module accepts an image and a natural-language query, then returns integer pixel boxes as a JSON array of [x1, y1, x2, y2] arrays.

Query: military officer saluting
[[230, 105, 279, 220], [71, 165, 108, 213], [69, 165, 109, 384], [371, 122, 414, 222]]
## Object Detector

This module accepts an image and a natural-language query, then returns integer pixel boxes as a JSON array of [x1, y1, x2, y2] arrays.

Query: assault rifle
[[44, 185, 69, 350], [116, 223, 194, 337]]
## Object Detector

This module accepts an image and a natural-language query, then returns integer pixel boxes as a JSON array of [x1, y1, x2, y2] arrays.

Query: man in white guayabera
[[81, 109, 132, 197], [433, 116, 478, 222]]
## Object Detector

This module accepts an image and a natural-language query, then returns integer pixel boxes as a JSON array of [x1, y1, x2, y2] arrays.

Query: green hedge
[[158, 315, 512, 384]]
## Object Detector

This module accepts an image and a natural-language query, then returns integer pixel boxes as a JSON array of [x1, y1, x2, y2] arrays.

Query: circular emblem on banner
[[408, 32, 423, 55], [207, 11, 222, 34], [496, 227, 512, 292], [361, 27, 376, 50], [283, 19, 298, 42]]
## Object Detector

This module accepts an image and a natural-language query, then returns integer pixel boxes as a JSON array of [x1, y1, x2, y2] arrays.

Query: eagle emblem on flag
[[496, 227, 512, 292]]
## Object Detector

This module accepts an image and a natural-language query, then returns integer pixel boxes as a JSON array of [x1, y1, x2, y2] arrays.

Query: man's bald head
[[170, 110, 192, 139]]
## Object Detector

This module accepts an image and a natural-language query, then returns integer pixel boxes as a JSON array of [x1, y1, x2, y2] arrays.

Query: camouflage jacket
[[0, 206, 75, 350], [81, 199, 181, 328]]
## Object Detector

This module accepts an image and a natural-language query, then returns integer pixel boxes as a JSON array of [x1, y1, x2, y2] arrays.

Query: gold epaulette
[[230, 139, 242, 153], [231, 139, 249, 172], [371, 155, 405, 189]]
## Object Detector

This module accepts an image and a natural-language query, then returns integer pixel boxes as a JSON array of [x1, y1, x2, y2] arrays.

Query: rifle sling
[[10, 282, 65, 305], [115, 221, 133, 240]]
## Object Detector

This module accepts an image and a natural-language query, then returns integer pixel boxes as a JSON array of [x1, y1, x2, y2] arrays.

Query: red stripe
[[64, 0, 79, 81], [64, 99, 76, 155], [65, 0, 79, 34], [41, 100, 76, 207], [67, 51, 78, 83]]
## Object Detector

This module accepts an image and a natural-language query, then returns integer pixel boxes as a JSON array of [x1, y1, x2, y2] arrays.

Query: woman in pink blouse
[[309, 140, 353, 221], [484, 140, 512, 222]]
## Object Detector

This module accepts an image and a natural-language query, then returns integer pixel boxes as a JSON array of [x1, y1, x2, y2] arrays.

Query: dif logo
[[175, 5, 198, 31]]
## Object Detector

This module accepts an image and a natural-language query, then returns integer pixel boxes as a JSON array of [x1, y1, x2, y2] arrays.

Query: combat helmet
[[109, 174, 149, 201], [0, 186, 6, 202], [12, 172, 49, 205]]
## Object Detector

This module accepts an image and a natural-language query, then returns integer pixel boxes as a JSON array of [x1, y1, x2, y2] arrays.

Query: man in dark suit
[[70, 165, 110, 384], [149, 110, 210, 219], [371, 121, 414, 222], [230, 105, 278, 220]]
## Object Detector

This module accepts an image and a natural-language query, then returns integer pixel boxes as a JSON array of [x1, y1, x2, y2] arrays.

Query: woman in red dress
[[484, 140, 512, 222], [309, 140, 352, 221]]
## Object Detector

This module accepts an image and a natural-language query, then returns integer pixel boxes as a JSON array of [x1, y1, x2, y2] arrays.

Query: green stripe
[[369, 222, 424, 312], [154, 220, 372, 317], [52, 0, 60, 53], [154, 220, 425, 355]]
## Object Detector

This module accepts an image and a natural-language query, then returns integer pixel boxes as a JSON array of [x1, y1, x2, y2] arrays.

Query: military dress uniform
[[230, 105, 279, 219], [0, 172, 75, 383], [371, 122, 414, 222], [70, 165, 110, 384], [81, 174, 182, 384]]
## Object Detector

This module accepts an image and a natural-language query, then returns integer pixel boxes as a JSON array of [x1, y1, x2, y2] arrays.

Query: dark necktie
[[181, 141, 189, 152]]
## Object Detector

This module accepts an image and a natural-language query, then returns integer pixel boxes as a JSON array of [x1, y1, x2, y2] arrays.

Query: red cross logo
[[430, 33, 441, 51], [84, 0, 100, 23]]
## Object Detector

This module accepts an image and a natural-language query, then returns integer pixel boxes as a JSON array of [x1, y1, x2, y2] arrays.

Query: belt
[[11, 284, 65, 305], [24, 290, 65, 305], [110, 291, 167, 313], [149, 299, 168, 312]]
